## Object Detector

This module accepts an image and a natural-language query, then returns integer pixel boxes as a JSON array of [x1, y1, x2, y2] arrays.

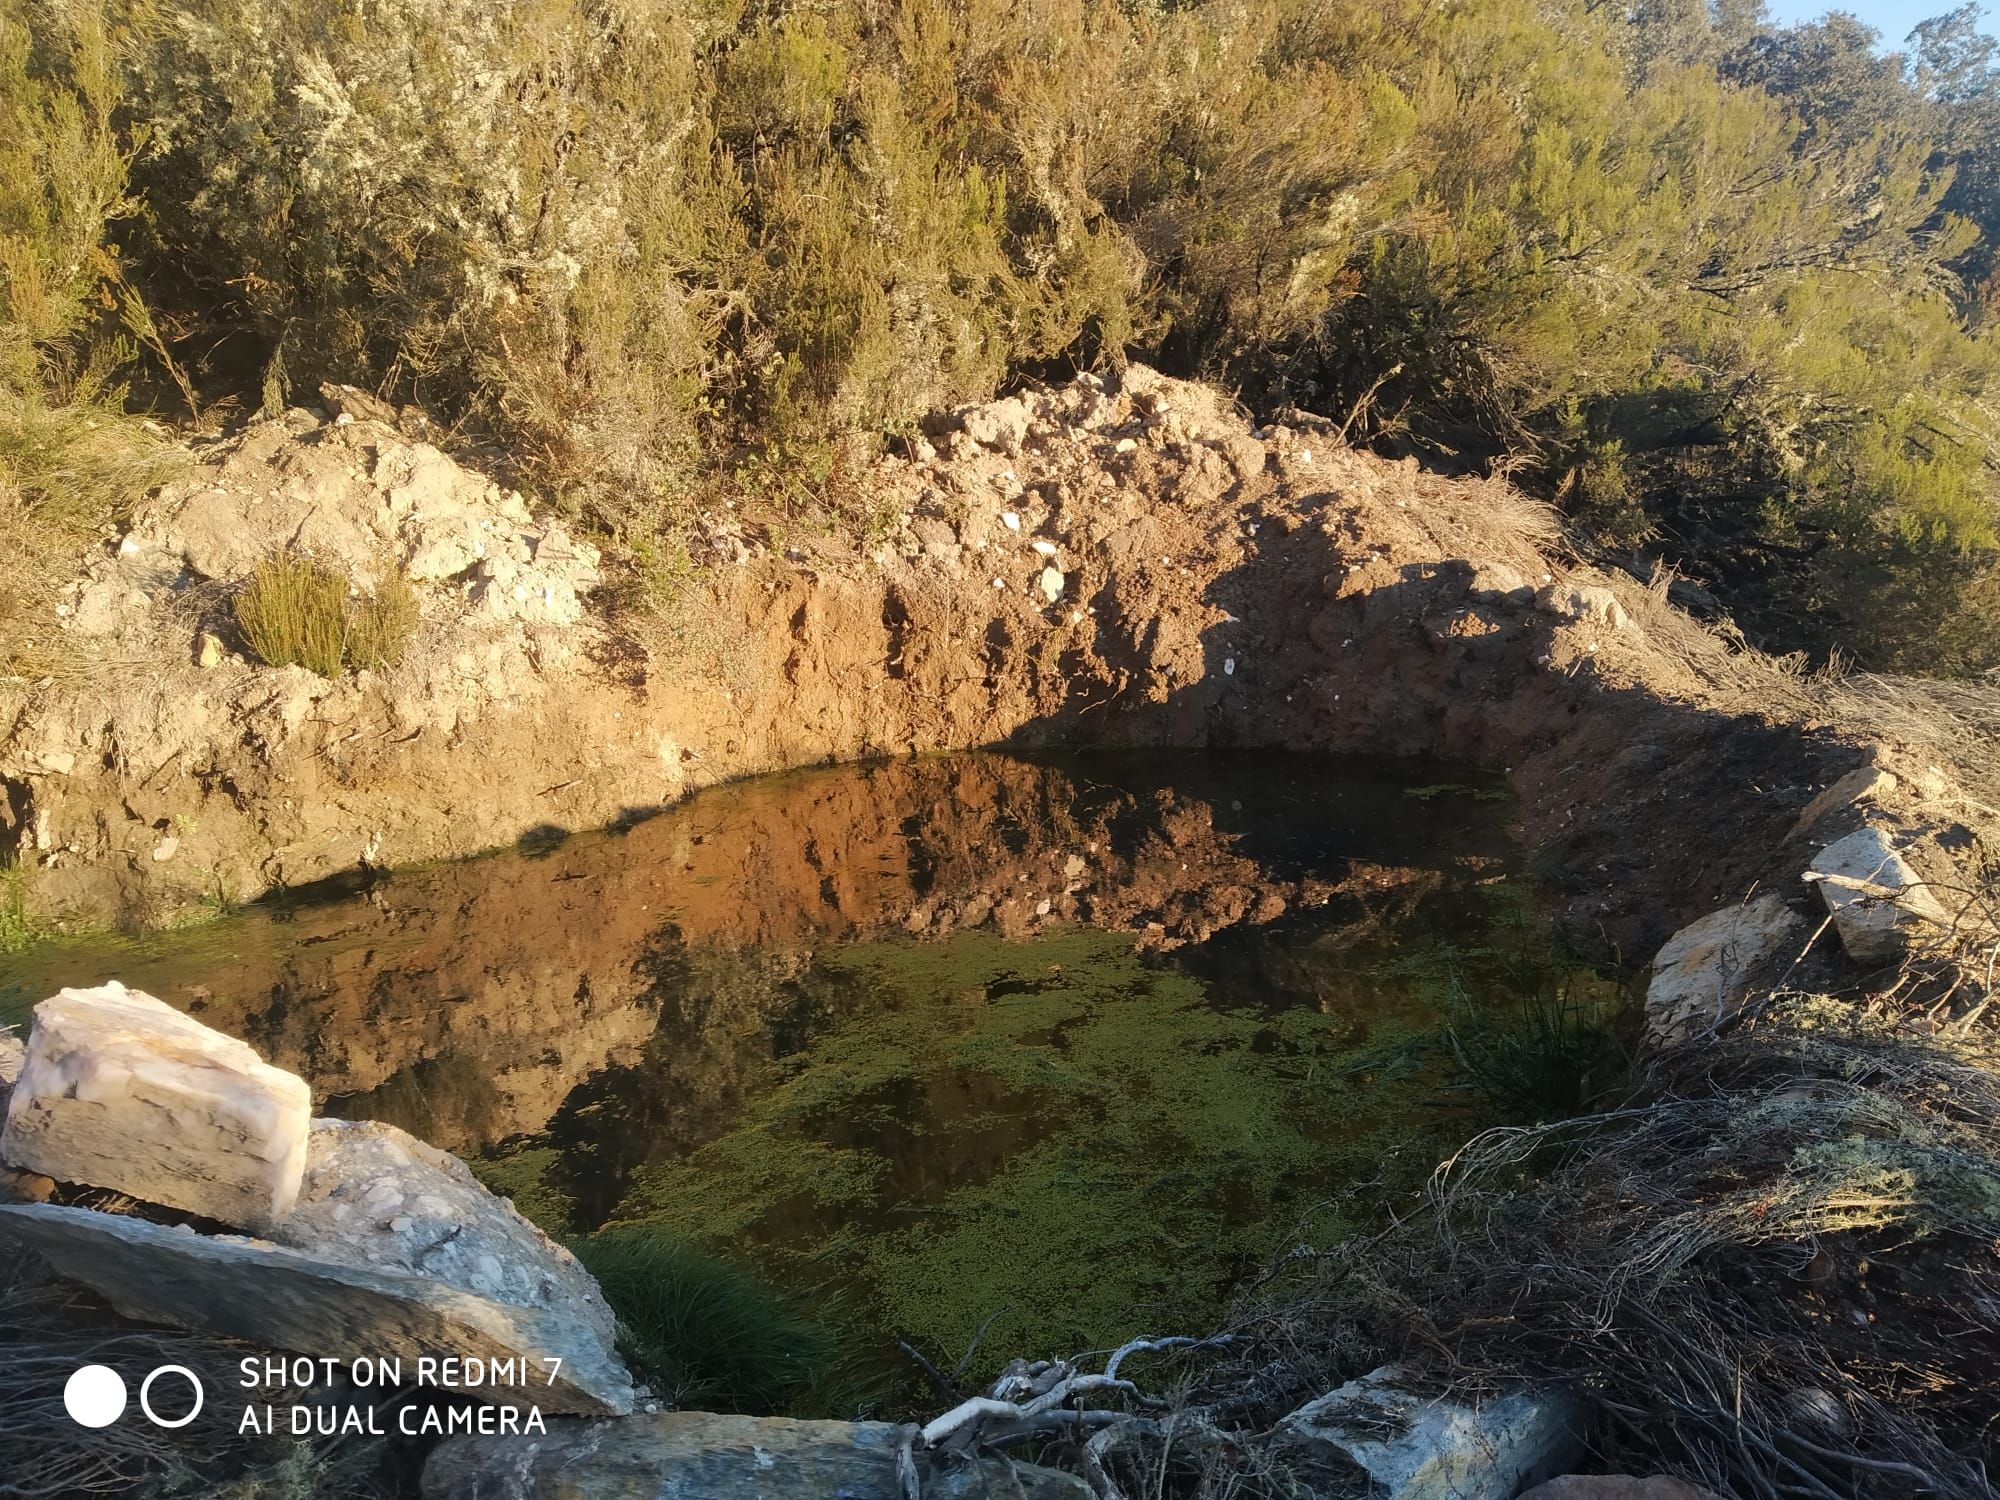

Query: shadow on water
[[1, 749, 1622, 1386]]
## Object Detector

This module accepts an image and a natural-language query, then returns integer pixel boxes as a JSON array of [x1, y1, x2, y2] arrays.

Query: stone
[[1039, 565, 1065, 603], [421, 1410, 1092, 1499], [268, 1118, 624, 1386], [0, 1025, 22, 1152], [196, 630, 224, 668], [0, 1203, 630, 1415], [958, 396, 1032, 455], [1536, 582, 1630, 632], [0, 1168, 54, 1204], [1645, 895, 1805, 1044], [909, 515, 960, 561], [1807, 827, 1955, 965], [0, 984, 311, 1231], [1518, 1479, 1727, 1500], [1465, 562, 1534, 606], [1281, 1366, 1583, 1500], [1789, 767, 1897, 839]]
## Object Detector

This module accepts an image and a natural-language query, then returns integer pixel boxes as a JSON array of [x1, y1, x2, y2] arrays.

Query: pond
[[2, 751, 1616, 1400]]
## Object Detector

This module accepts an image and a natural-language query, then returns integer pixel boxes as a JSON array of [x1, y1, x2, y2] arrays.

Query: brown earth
[[1, 364, 1987, 959]]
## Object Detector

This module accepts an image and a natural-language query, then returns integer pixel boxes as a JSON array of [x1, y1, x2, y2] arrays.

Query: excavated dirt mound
[[0, 365, 1979, 956]]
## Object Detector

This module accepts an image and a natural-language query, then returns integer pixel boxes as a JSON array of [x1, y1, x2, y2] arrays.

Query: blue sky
[[1760, 0, 1998, 44]]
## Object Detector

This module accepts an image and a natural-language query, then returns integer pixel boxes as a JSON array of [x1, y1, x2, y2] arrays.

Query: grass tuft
[[574, 1226, 865, 1416], [232, 554, 416, 678]]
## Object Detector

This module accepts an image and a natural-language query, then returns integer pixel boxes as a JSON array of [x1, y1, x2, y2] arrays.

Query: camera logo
[[63, 1364, 204, 1429]]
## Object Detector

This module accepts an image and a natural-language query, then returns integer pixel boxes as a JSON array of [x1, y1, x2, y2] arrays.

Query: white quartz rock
[[0, 983, 312, 1231], [1807, 828, 1954, 966]]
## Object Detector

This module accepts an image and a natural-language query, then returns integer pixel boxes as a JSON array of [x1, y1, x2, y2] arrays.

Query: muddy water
[[2, 751, 1607, 1371]]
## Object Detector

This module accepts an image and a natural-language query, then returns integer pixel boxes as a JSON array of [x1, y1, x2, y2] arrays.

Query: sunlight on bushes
[[233, 555, 417, 678], [0, 0, 1993, 672]]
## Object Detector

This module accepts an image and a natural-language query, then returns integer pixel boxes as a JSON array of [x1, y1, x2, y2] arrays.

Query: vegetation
[[232, 553, 417, 677], [0, 2, 180, 674], [3, 1, 1999, 677], [573, 1226, 859, 1415], [1448, 981, 1620, 1122]]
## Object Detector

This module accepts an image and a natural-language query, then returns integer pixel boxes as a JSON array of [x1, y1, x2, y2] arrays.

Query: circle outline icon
[[139, 1365, 203, 1429]]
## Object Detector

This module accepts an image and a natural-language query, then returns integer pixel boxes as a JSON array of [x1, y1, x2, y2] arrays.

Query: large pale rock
[[0, 1204, 631, 1415], [1536, 582, 1630, 633], [270, 1119, 623, 1372], [0, 983, 311, 1230], [1281, 1367, 1583, 1500], [1806, 828, 1954, 965], [421, 1410, 1092, 1499], [1645, 895, 1804, 1044], [1519, 1479, 1726, 1500]]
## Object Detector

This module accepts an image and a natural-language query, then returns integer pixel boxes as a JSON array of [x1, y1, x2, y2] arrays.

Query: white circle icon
[[140, 1365, 203, 1429], [63, 1365, 128, 1428]]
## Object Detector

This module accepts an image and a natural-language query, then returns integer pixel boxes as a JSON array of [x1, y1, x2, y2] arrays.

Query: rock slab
[[1282, 1366, 1582, 1500], [1789, 767, 1897, 840], [421, 1410, 1092, 1499], [0, 1203, 632, 1415], [1645, 895, 1804, 1044], [270, 1119, 624, 1375], [0, 983, 311, 1231], [1807, 827, 1954, 965]]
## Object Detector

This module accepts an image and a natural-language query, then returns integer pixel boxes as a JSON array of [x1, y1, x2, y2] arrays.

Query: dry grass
[[1175, 971, 2000, 1499], [0, 1250, 253, 1497]]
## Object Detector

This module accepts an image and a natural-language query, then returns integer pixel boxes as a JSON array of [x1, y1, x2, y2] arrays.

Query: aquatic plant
[[575, 1227, 864, 1416], [1447, 979, 1621, 1123]]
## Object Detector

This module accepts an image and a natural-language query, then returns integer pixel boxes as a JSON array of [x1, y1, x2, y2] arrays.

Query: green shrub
[[575, 1226, 857, 1415], [233, 554, 417, 677], [41, 0, 1997, 673], [0, 1, 180, 675]]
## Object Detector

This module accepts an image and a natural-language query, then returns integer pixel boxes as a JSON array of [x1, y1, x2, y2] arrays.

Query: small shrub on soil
[[233, 555, 416, 677], [576, 1226, 859, 1416]]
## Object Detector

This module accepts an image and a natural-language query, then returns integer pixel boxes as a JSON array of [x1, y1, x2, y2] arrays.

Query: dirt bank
[[0, 366, 1976, 955]]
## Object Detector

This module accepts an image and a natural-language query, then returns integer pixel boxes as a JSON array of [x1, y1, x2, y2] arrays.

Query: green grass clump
[[232, 555, 417, 677], [574, 1227, 856, 1415], [1449, 982, 1619, 1123]]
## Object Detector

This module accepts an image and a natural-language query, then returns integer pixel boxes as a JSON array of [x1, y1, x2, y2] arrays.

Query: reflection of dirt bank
[[9, 754, 1484, 1151]]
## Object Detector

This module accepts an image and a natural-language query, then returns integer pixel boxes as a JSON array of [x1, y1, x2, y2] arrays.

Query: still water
[[3, 751, 1609, 1371]]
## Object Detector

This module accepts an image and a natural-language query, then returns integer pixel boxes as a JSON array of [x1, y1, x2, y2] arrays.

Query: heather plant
[[233, 554, 417, 677]]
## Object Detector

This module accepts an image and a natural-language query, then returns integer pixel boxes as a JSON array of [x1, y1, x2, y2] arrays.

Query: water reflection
[[5, 751, 1591, 1359]]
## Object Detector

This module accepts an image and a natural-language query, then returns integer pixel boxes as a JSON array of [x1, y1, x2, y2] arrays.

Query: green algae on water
[[595, 926, 1476, 1374]]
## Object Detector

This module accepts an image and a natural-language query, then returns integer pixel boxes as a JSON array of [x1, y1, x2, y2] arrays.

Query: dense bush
[[4, 0, 1997, 674], [0, 3, 178, 674]]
